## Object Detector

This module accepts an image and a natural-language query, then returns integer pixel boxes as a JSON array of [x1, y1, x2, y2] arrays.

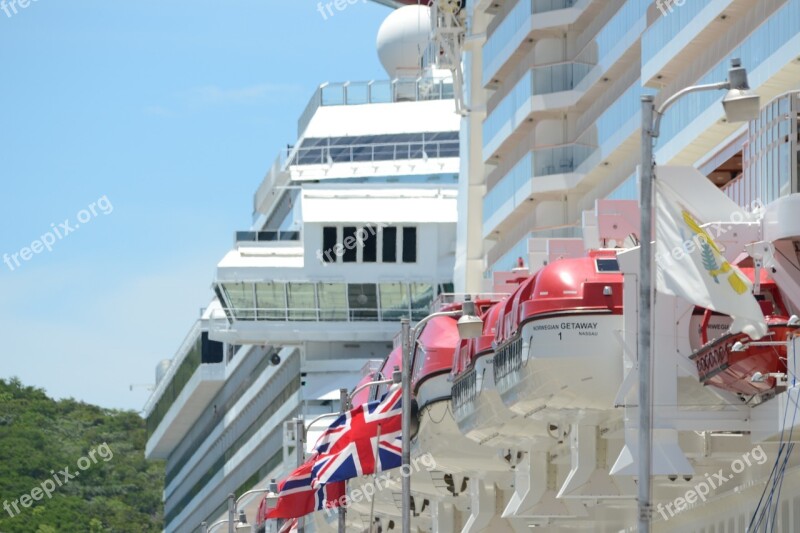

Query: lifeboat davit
[[689, 268, 799, 396], [493, 251, 624, 419]]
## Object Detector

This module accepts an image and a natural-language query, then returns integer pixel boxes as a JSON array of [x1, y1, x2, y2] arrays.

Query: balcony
[[482, 62, 594, 160], [641, 0, 732, 85], [144, 324, 226, 460], [298, 78, 455, 137], [482, 0, 588, 86], [209, 280, 454, 344], [483, 144, 595, 235]]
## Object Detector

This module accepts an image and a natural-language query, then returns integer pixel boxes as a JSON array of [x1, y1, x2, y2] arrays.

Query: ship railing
[[431, 293, 510, 312], [297, 78, 455, 136], [207, 306, 433, 328], [234, 230, 301, 244], [286, 138, 459, 167]]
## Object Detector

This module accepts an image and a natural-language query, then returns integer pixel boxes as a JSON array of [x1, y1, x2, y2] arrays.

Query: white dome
[[376, 5, 431, 78]]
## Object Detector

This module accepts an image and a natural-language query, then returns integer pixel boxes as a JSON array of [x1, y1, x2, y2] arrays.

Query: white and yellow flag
[[654, 167, 767, 340]]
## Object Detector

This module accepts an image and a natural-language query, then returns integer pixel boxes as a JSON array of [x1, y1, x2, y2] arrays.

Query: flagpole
[[637, 59, 757, 531], [368, 423, 382, 532], [638, 94, 655, 532], [400, 318, 412, 533], [295, 418, 305, 533], [338, 388, 349, 533]]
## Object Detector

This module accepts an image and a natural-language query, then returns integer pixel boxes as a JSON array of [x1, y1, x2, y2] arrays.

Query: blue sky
[[0, 0, 391, 411]]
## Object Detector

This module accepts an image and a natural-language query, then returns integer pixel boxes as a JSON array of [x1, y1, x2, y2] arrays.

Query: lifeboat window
[[595, 258, 620, 272], [402, 227, 417, 263], [382, 227, 397, 262], [342, 227, 358, 262]]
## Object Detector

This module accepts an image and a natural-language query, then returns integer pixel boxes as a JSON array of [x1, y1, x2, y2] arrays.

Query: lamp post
[[400, 297, 484, 533], [637, 58, 759, 531]]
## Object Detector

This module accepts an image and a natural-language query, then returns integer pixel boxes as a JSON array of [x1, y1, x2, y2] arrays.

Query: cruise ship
[[142, 5, 461, 532], [144, 0, 800, 531]]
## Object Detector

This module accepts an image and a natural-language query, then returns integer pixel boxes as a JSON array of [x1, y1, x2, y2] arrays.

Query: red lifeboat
[[493, 251, 625, 414], [411, 314, 461, 410], [451, 300, 504, 414], [689, 269, 799, 395]]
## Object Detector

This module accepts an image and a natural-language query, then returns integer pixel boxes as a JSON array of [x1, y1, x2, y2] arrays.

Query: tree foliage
[[0, 378, 164, 532]]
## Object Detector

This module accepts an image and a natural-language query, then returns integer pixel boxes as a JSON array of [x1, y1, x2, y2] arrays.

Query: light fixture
[[721, 59, 760, 122], [731, 341, 747, 352], [264, 480, 279, 509], [235, 510, 250, 532], [787, 315, 800, 326], [457, 297, 484, 339]]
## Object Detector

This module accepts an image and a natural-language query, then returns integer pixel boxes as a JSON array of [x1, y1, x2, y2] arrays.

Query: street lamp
[[400, 296, 484, 533], [638, 58, 759, 531]]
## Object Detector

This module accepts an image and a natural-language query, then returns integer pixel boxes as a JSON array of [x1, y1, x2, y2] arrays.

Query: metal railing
[[288, 139, 459, 166], [208, 306, 434, 327], [235, 230, 301, 243], [298, 78, 455, 136]]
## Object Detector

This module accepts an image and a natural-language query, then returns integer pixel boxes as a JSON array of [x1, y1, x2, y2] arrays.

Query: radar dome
[[376, 5, 431, 78]]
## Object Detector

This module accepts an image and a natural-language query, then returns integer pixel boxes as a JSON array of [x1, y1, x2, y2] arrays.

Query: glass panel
[[362, 226, 377, 262], [380, 283, 409, 321], [342, 227, 357, 262], [318, 283, 347, 321], [348, 284, 379, 321], [221, 282, 255, 320], [287, 283, 316, 321], [382, 227, 397, 262], [322, 227, 337, 262], [402, 227, 417, 263], [255, 282, 286, 320], [410, 282, 434, 320]]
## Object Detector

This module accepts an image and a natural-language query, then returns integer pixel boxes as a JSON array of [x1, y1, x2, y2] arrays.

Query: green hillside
[[0, 378, 164, 533]]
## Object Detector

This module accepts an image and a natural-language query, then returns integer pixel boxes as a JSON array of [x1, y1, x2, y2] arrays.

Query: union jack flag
[[266, 459, 345, 519], [311, 387, 403, 486]]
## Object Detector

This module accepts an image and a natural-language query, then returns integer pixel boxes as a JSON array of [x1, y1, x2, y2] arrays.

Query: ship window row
[[163, 378, 300, 525], [321, 225, 416, 264], [218, 281, 454, 322], [164, 347, 283, 487], [146, 332, 223, 437], [289, 132, 459, 166]]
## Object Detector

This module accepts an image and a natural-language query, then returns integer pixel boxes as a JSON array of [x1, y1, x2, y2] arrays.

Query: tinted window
[[362, 226, 377, 262], [402, 227, 417, 263], [322, 227, 337, 263], [383, 227, 397, 262], [342, 226, 357, 262]]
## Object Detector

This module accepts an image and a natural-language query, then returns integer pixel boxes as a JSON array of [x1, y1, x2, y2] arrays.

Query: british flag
[[266, 459, 345, 519], [311, 387, 403, 487]]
